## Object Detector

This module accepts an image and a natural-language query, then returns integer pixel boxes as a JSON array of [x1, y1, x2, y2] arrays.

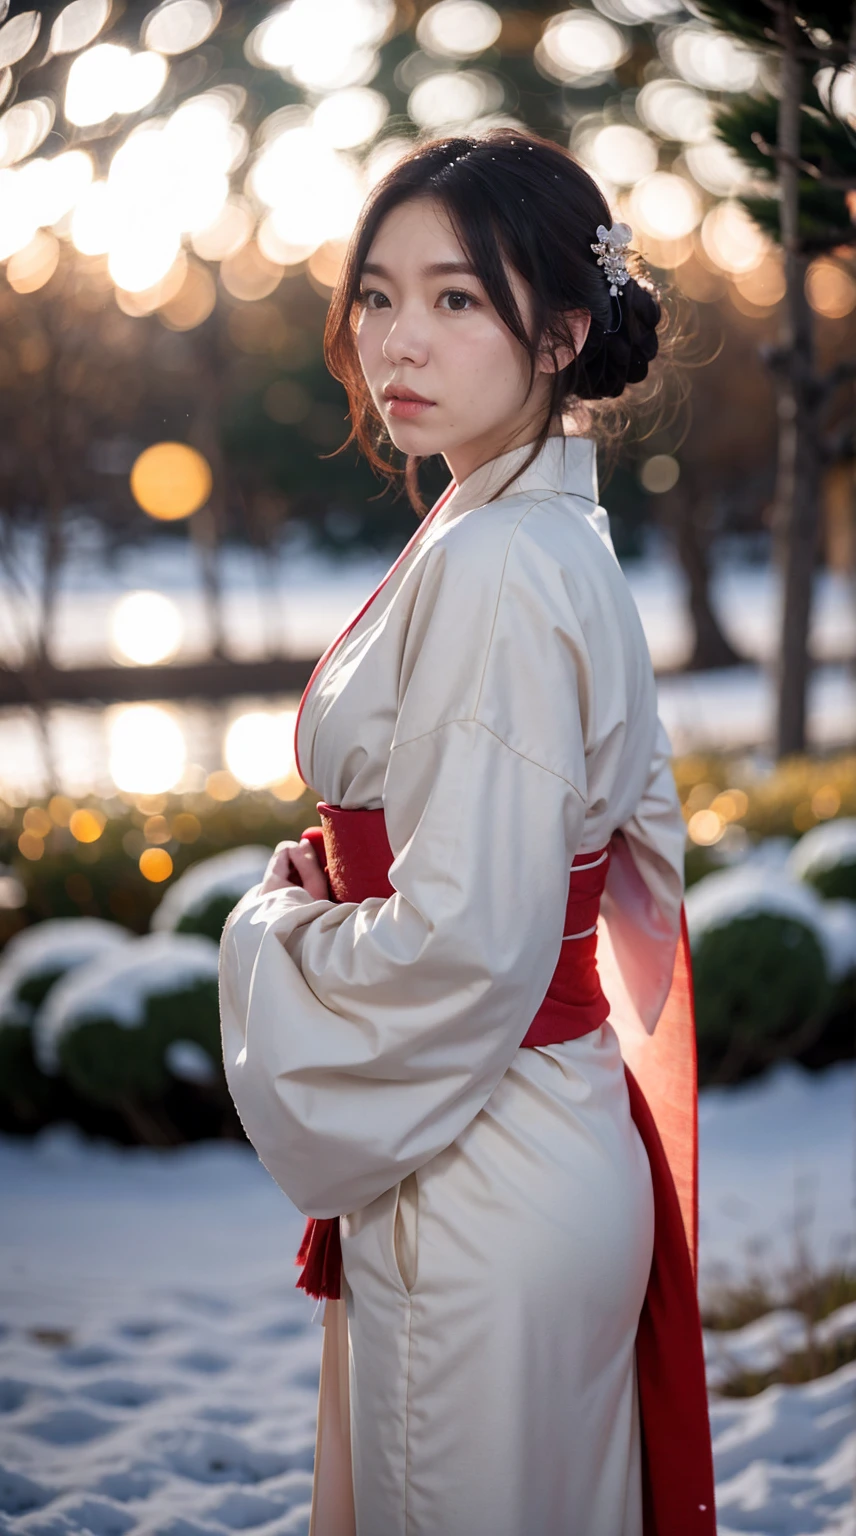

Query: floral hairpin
[[591, 221, 633, 298]]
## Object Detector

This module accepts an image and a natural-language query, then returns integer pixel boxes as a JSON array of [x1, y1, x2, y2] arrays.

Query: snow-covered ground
[[1, 1062, 854, 1535], [1, 538, 854, 799]]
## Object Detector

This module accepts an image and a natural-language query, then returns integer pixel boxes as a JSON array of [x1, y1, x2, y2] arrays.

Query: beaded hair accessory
[[591, 221, 633, 334]]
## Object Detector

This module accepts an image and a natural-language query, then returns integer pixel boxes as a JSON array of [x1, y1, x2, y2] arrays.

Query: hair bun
[[576, 275, 661, 400]]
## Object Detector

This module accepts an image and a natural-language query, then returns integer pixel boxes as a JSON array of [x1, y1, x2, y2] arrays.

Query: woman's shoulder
[[417, 486, 626, 627]]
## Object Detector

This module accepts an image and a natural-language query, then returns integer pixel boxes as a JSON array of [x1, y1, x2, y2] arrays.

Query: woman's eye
[[440, 289, 477, 312], [357, 288, 387, 309]]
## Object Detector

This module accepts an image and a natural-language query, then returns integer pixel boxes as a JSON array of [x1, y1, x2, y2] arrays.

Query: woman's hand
[[257, 838, 329, 899]]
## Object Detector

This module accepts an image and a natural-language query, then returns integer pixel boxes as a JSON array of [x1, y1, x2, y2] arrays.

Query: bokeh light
[[311, 87, 389, 149], [640, 454, 680, 494], [220, 241, 284, 300], [7, 230, 60, 294], [248, 125, 365, 252], [110, 592, 184, 666], [805, 258, 856, 319], [69, 179, 111, 255], [248, 0, 394, 93], [224, 709, 298, 789], [628, 172, 701, 241], [130, 443, 213, 521], [662, 23, 760, 93], [65, 45, 168, 126], [684, 139, 753, 197], [139, 847, 174, 882], [636, 79, 711, 144], [0, 99, 55, 167], [108, 705, 187, 794], [49, 0, 111, 56], [0, 168, 37, 260], [731, 253, 786, 312], [142, 0, 221, 55], [590, 124, 657, 186], [701, 200, 768, 274], [69, 808, 106, 843], [417, 1, 502, 60], [0, 12, 42, 70], [191, 197, 253, 261], [408, 69, 502, 128], [535, 10, 628, 85]]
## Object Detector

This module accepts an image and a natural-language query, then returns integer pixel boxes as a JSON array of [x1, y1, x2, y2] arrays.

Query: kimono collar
[[432, 432, 599, 531]]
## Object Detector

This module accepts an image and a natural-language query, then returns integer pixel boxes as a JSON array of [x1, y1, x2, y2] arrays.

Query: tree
[[693, 0, 856, 756]]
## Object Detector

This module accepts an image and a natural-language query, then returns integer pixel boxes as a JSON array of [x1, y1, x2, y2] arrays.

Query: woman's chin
[[385, 418, 445, 455]]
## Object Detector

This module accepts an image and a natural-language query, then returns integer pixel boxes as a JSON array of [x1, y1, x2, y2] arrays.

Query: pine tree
[[692, 0, 856, 757]]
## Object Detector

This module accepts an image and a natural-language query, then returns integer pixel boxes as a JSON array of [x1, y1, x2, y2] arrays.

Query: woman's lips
[[385, 396, 435, 418]]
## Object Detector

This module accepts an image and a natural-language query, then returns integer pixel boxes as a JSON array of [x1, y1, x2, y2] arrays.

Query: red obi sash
[[293, 803, 716, 1536]]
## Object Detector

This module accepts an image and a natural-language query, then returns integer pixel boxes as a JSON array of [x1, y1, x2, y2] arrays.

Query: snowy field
[[1, 1061, 854, 1536]]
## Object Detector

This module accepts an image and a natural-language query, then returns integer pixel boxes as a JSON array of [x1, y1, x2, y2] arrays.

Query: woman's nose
[[382, 315, 428, 367]]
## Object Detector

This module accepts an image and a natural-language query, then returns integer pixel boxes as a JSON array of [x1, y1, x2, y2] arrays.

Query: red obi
[[314, 799, 612, 1046]]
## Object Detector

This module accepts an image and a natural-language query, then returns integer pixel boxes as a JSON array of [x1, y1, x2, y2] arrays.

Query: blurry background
[[0, 0, 853, 1113], [0, 6, 855, 1531]]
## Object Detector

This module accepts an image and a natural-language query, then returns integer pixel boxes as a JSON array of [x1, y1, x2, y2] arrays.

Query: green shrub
[[687, 867, 834, 1082], [33, 931, 228, 1143], [0, 918, 132, 1128], [788, 819, 856, 901], [150, 845, 272, 942]]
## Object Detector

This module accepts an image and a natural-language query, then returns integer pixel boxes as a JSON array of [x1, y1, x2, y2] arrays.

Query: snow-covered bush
[[33, 932, 222, 1137], [0, 919, 132, 1124], [787, 818, 856, 901], [686, 867, 834, 1079], [150, 845, 272, 941]]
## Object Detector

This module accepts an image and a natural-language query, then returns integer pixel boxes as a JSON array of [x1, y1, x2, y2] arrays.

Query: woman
[[219, 128, 715, 1536]]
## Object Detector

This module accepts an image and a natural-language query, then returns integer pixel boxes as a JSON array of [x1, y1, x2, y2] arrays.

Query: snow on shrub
[[787, 818, 856, 901], [686, 866, 834, 1076], [34, 932, 221, 1123], [150, 845, 272, 942], [0, 919, 133, 1122], [820, 901, 856, 985]]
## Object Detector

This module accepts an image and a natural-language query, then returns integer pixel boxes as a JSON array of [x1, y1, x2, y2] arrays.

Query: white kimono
[[219, 432, 687, 1536]]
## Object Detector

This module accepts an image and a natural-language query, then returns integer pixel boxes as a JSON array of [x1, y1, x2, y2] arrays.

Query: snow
[[788, 820, 856, 883], [698, 1062, 856, 1284], [1, 1062, 854, 1535], [685, 864, 839, 967], [705, 1303, 856, 1392], [656, 662, 856, 755], [150, 848, 273, 935], [34, 933, 220, 1073], [0, 921, 133, 1030], [820, 902, 856, 983]]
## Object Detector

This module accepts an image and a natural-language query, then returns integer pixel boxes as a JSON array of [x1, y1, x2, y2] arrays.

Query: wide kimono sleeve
[[218, 505, 589, 1217]]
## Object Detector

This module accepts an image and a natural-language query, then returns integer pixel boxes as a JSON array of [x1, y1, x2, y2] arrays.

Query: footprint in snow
[[23, 1406, 118, 1445], [172, 1350, 232, 1375], [0, 1467, 54, 1516], [79, 1378, 167, 1409], [0, 1379, 29, 1413]]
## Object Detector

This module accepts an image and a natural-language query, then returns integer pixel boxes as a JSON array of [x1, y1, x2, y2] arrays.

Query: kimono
[[218, 432, 715, 1536]]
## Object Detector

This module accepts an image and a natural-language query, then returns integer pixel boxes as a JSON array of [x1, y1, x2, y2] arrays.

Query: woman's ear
[[537, 310, 591, 375]]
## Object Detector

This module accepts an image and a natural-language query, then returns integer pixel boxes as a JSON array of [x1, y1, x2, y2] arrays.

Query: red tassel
[[295, 1216, 342, 1300]]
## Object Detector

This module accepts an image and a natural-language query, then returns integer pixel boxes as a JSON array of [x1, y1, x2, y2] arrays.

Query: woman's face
[[355, 195, 589, 485]]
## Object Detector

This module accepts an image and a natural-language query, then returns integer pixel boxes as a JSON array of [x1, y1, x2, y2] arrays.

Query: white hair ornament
[[591, 221, 633, 296]]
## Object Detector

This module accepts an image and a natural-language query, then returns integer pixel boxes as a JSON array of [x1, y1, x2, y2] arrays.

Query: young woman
[[219, 128, 715, 1536]]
